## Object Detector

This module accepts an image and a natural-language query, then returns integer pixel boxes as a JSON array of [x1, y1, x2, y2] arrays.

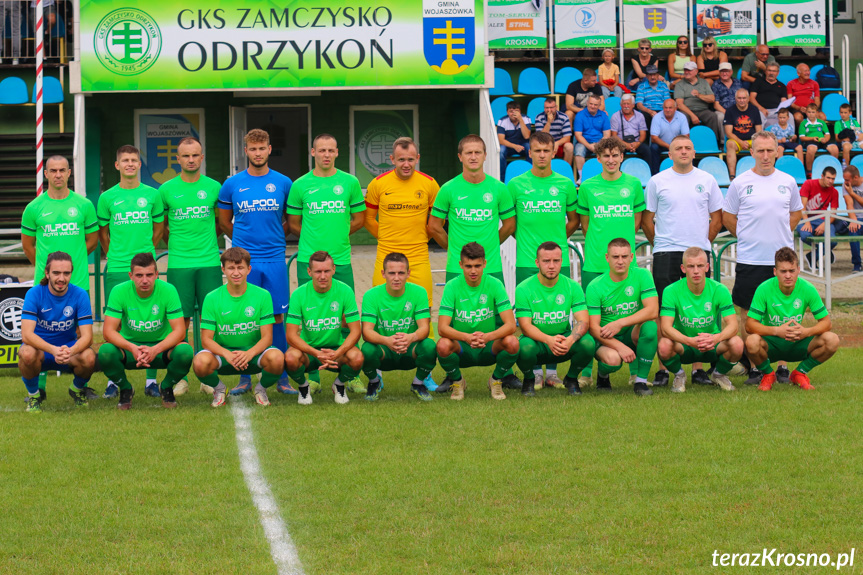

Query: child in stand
[[767, 108, 803, 164], [597, 49, 623, 98], [799, 103, 839, 175], [835, 103, 863, 168]]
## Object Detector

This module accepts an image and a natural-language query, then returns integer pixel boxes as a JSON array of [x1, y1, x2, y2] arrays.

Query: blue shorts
[[248, 259, 290, 315], [40, 344, 76, 373]]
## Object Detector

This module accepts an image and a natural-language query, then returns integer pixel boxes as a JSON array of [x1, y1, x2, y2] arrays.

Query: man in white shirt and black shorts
[[722, 130, 803, 385]]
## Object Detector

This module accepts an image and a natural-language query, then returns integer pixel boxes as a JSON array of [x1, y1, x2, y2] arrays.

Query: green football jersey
[[285, 170, 365, 265], [799, 119, 830, 139], [439, 274, 511, 334], [286, 279, 359, 348], [431, 174, 515, 274], [586, 267, 657, 326], [97, 183, 164, 272], [361, 283, 430, 336], [159, 175, 221, 269], [834, 117, 862, 135], [200, 283, 274, 351], [21, 191, 98, 289], [515, 274, 586, 336], [104, 279, 183, 344], [659, 278, 735, 337], [508, 171, 578, 268], [576, 173, 645, 273], [748, 277, 827, 327]]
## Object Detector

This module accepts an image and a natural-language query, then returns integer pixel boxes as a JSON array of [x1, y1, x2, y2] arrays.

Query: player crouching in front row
[[193, 247, 285, 408], [745, 247, 839, 391]]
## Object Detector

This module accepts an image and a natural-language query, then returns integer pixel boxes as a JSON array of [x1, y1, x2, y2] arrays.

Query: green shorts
[[456, 341, 497, 368], [201, 347, 278, 376], [374, 341, 424, 371], [519, 330, 581, 363], [304, 345, 356, 372], [679, 344, 719, 364], [445, 271, 505, 284], [581, 270, 603, 291], [103, 272, 129, 311], [110, 344, 183, 370], [297, 262, 354, 291], [167, 266, 223, 317], [595, 325, 637, 352], [516, 265, 572, 287], [764, 336, 815, 362]]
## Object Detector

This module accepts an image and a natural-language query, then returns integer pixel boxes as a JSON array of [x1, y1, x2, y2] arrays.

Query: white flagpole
[[36, 0, 44, 195]]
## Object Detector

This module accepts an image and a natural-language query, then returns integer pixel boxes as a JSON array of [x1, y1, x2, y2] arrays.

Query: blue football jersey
[[21, 284, 93, 346], [218, 168, 292, 260]]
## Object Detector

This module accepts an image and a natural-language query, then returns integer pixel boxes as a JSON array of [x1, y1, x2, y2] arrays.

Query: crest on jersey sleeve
[[423, 0, 475, 76]]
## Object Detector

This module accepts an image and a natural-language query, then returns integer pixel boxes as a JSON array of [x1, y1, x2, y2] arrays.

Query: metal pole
[[35, 0, 44, 195], [761, 0, 766, 45], [825, 209, 832, 309], [828, 0, 833, 66], [549, 0, 555, 92]]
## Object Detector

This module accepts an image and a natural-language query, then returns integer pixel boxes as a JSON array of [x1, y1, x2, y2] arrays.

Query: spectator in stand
[[610, 94, 652, 171], [767, 108, 804, 162], [724, 89, 762, 179], [635, 65, 670, 130], [497, 100, 532, 181], [0, 1, 22, 65], [629, 39, 659, 90], [565, 68, 604, 123], [649, 99, 690, 175], [534, 97, 574, 166], [796, 166, 862, 265], [799, 103, 839, 175], [697, 35, 727, 84], [668, 35, 695, 88], [573, 94, 611, 180], [712, 62, 743, 127], [835, 103, 863, 168], [675, 61, 722, 142], [741, 44, 775, 85], [597, 49, 623, 98], [841, 165, 863, 272], [787, 64, 824, 124], [750, 63, 788, 129]]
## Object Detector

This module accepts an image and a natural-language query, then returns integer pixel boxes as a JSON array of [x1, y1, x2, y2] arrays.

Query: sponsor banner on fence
[[78, 0, 485, 92], [554, 0, 616, 48], [766, 0, 826, 46], [622, 0, 687, 49], [0, 285, 29, 368], [488, 0, 548, 49], [695, 0, 757, 47]]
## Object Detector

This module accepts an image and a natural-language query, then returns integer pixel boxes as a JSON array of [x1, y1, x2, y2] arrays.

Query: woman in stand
[[667, 35, 695, 88], [628, 39, 658, 89], [697, 35, 728, 85]]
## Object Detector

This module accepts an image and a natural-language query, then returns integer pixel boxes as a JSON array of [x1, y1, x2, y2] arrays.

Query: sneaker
[[691, 369, 712, 385], [521, 378, 536, 397], [297, 386, 313, 405], [545, 374, 565, 389], [332, 383, 349, 404], [145, 381, 160, 398], [254, 384, 270, 406], [854, 264, 863, 273], [634, 381, 654, 396], [533, 377, 544, 391], [26, 396, 42, 413], [487, 376, 506, 400], [744, 368, 763, 386], [200, 382, 215, 395], [712, 372, 736, 391], [173, 378, 189, 396], [412, 384, 433, 401], [758, 371, 777, 391], [727, 363, 748, 377], [563, 376, 582, 396], [776, 365, 791, 384], [83, 387, 99, 401], [309, 378, 322, 394], [628, 374, 636, 386], [578, 374, 593, 388], [160, 387, 178, 409], [789, 370, 814, 390], [450, 378, 466, 400], [211, 387, 226, 408], [230, 375, 252, 395], [671, 372, 686, 393], [652, 370, 669, 387], [501, 373, 522, 390], [344, 377, 367, 394], [422, 373, 436, 392], [103, 382, 119, 399], [596, 374, 612, 391], [436, 376, 453, 393], [365, 379, 383, 401], [39, 389, 47, 402], [118, 388, 134, 410], [277, 377, 298, 395], [68, 387, 88, 407]]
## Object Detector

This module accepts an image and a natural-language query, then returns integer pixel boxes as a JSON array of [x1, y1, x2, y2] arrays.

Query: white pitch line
[[230, 399, 305, 575]]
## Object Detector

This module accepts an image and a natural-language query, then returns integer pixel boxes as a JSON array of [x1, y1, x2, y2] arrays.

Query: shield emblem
[[423, 0, 475, 75], [644, 7, 667, 33]]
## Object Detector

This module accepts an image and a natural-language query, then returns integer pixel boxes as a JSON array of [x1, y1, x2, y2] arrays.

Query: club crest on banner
[[423, 0, 476, 75], [644, 7, 667, 32]]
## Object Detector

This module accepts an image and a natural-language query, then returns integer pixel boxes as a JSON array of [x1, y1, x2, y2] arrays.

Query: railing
[[857, 63, 863, 119], [841, 34, 850, 101], [0, 0, 70, 63]]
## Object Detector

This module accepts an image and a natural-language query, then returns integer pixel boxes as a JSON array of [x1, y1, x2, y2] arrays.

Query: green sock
[[38, 371, 47, 391], [797, 355, 822, 374], [757, 359, 774, 374], [261, 370, 281, 388], [598, 362, 622, 376], [439, 350, 462, 380], [146, 368, 158, 381], [360, 342, 382, 380], [199, 371, 220, 388], [580, 362, 593, 378], [339, 363, 360, 381], [492, 349, 519, 380], [308, 369, 320, 383], [414, 339, 437, 381], [163, 344, 194, 389], [635, 321, 658, 380], [663, 354, 682, 374], [716, 356, 736, 375], [288, 366, 306, 386]]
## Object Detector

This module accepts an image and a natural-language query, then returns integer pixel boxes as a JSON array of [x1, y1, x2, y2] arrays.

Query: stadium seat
[[32, 76, 64, 104], [555, 67, 582, 94], [491, 97, 513, 122], [810, 64, 841, 93], [504, 159, 532, 184], [777, 65, 797, 85], [736, 156, 756, 174], [526, 97, 546, 122], [660, 157, 674, 171], [851, 155, 863, 172], [605, 96, 621, 117], [490, 68, 514, 96], [551, 158, 575, 181], [822, 93, 849, 123], [690, 125, 721, 154], [812, 155, 844, 184], [621, 157, 651, 187], [698, 156, 731, 187], [517, 67, 551, 95], [0, 76, 29, 105], [580, 158, 602, 182], [775, 155, 807, 185]]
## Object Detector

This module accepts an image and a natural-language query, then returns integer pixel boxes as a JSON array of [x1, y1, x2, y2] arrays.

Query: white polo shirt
[[646, 166, 724, 253], [723, 169, 803, 266]]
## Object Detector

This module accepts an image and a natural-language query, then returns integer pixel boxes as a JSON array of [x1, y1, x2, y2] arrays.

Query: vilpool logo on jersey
[[305, 317, 341, 330], [533, 310, 567, 323], [680, 315, 714, 329], [309, 200, 347, 214], [422, 0, 475, 76], [113, 211, 150, 224], [593, 204, 633, 219], [237, 198, 279, 212], [605, 302, 638, 315], [382, 318, 414, 331], [94, 8, 161, 76], [456, 308, 493, 323], [129, 318, 163, 331], [454, 207, 493, 221], [521, 199, 561, 213], [173, 206, 210, 220], [42, 222, 79, 237], [219, 321, 257, 334]]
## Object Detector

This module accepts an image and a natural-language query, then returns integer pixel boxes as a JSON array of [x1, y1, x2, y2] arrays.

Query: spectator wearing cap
[[750, 62, 789, 129], [741, 44, 776, 85], [534, 97, 574, 165], [787, 63, 824, 125], [712, 62, 743, 127], [635, 65, 670, 130], [674, 61, 722, 142], [649, 99, 690, 175]]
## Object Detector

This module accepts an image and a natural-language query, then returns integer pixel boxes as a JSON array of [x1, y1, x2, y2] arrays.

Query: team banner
[[488, 0, 548, 49], [554, 0, 616, 48], [78, 0, 485, 92], [134, 110, 206, 189], [765, 0, 826, 46], [622, 0, 687, 49], [695, 0, 757, 47], [0, 285, 29, 368]]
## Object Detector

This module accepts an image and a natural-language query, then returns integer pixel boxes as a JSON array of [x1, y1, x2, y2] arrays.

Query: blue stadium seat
[[690, 125, 721, 154], [0, 76, 29, 105], [490, 68, 514, 96], [777, 65, 797, 86], [491, 97, 513, 123], [698, 156, 731, 187], [812, 155, 844, 184], [736, 156, 756, 174], [604, 96, 621, 117], [517, 67, 551, 95], [526, 97, 546, 123], [504, 159, 532, 184], [851, 155, 863, 172], [660, 157, 674, 171], [32, 76, 64, 104], [580, 158, 602, 182], [822, 93, 849, 123], [621, 157, 651, 188], [554, 67, 582, 94], [775, 155, 807, 185], [551, 158, 575, 182]]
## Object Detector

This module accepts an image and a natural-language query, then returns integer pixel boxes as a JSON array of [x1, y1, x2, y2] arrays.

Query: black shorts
[[732, 263, 775, 310], [653, 251, 711, 304], [779, 141, 800, 151]]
